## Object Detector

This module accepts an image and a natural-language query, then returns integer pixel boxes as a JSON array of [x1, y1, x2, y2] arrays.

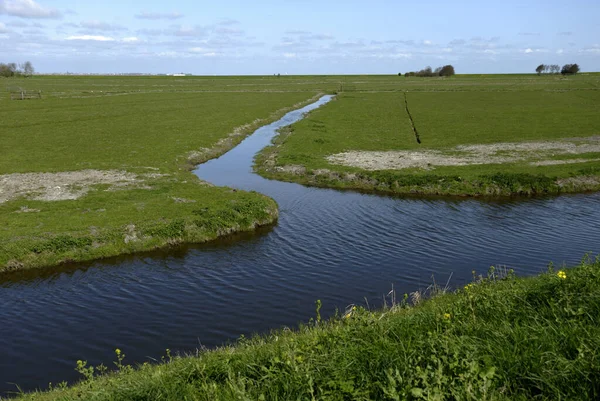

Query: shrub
[[561, 63, 580, 75]]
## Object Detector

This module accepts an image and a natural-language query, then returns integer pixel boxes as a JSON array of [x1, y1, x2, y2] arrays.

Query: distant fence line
[[9, 90, 42, 100]]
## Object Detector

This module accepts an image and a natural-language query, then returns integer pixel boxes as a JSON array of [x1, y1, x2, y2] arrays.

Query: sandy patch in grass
[[0, 170, 141, 204], [274, 165, 308, 175], [530, 158, 600, 166], [326, 137, 600, 171]]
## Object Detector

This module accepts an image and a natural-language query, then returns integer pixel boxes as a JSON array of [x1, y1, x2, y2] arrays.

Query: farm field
[[2, 73, 600, 272], [256, 74, 600, 196], [0, 76, 325, 272], [2, 74, 600, 399]]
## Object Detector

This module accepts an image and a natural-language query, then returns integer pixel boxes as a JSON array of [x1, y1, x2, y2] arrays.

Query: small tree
[[0, 63, 18, 77], [398, 72, 402, 76], [536, 64, 545, 75], [21, 61, 34, 77], [571, 64, 580, 74], [561, 63, 580, 75], [415, 66, 433, 77], [439, 65, 455, 77]]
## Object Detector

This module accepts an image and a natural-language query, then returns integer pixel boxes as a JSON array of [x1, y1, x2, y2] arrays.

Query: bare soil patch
[[326, 137, 600, 171], [0, 170, 141, 204]]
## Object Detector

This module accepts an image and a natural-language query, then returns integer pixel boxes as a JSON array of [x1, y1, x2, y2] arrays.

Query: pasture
[[2, 73, 599, 271], [256, 73, 600, 195], [0, 76, 324, 272]]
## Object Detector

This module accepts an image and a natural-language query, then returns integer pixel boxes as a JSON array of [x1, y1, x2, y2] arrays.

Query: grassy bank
[[17, 256, 600, 400], [0, 76, 325, 273], [255, 75, 600, 196], [3, 74, 600, 273]]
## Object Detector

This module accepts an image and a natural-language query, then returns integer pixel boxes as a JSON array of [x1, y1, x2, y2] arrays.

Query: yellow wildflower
[[115, 348, 121, 355], [444, 313, 451, 320], [557, 270, 567, 279]]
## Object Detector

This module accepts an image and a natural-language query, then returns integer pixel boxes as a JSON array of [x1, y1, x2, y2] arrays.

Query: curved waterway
[[1, 95, 599, 395]]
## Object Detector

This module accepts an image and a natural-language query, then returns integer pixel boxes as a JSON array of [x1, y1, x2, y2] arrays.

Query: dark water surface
[[1, 96, 599, 395]]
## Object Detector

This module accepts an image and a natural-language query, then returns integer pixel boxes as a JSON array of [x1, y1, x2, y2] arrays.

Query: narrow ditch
[[403, 92, 421, 144]]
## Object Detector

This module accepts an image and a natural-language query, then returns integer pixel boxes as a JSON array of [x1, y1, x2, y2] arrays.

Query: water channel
[[1, 95, 599, 395]]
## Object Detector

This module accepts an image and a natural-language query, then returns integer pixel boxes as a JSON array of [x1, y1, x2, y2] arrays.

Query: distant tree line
[[401, 65, 455, 77], [536, 63, 580, 75], [0, 61, 35, 78]]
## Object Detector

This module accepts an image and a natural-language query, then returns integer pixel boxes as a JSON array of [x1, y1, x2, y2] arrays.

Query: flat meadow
[[2, 74, 600, 272], [3, 73, 600, 400], [0, 75, 329, 272], [257, 73, 600, 195]]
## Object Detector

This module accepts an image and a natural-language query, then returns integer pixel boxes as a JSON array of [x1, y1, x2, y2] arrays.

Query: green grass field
[[256, 74, 600, 196], [0, 76, 324, 272], [4, 74, 600, 400], [16, 256, 600, 400], [2, 74, 600, 272]]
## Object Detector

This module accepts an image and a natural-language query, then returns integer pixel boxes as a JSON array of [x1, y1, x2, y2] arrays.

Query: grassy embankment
[[17, 256, 600, 400], [0, 75, 327, 272], [256, 74, 600, 196]]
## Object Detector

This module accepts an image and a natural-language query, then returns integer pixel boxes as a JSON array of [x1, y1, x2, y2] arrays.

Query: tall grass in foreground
[[19, 256, 600, 400]]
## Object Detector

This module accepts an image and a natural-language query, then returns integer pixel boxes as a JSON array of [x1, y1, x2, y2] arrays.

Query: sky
[[0, 0, 599, 74]]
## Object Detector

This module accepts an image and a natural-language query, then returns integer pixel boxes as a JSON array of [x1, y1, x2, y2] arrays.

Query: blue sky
[[1, 0, 599, 74]]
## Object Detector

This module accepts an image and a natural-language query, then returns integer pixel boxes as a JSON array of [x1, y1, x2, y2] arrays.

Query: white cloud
[[389, 53, 411, 59], [135, 11, 182, 20], [80, 20, 126, 32], [215, 26, 243, 36], [556, 49, 564, 54], [522, 48, 548, 54], [283, 52, 297, 58], [423, 40, 432, 45], [0, 21, 8, 32], [0, 0, 61, 19], [580, 45, 600, 54], [449, 39, 466, 46], [66, 35, 115, 42], [122, 37, 139, 43], [157, 51, 178, 57], [172, 24, 206, 37]]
